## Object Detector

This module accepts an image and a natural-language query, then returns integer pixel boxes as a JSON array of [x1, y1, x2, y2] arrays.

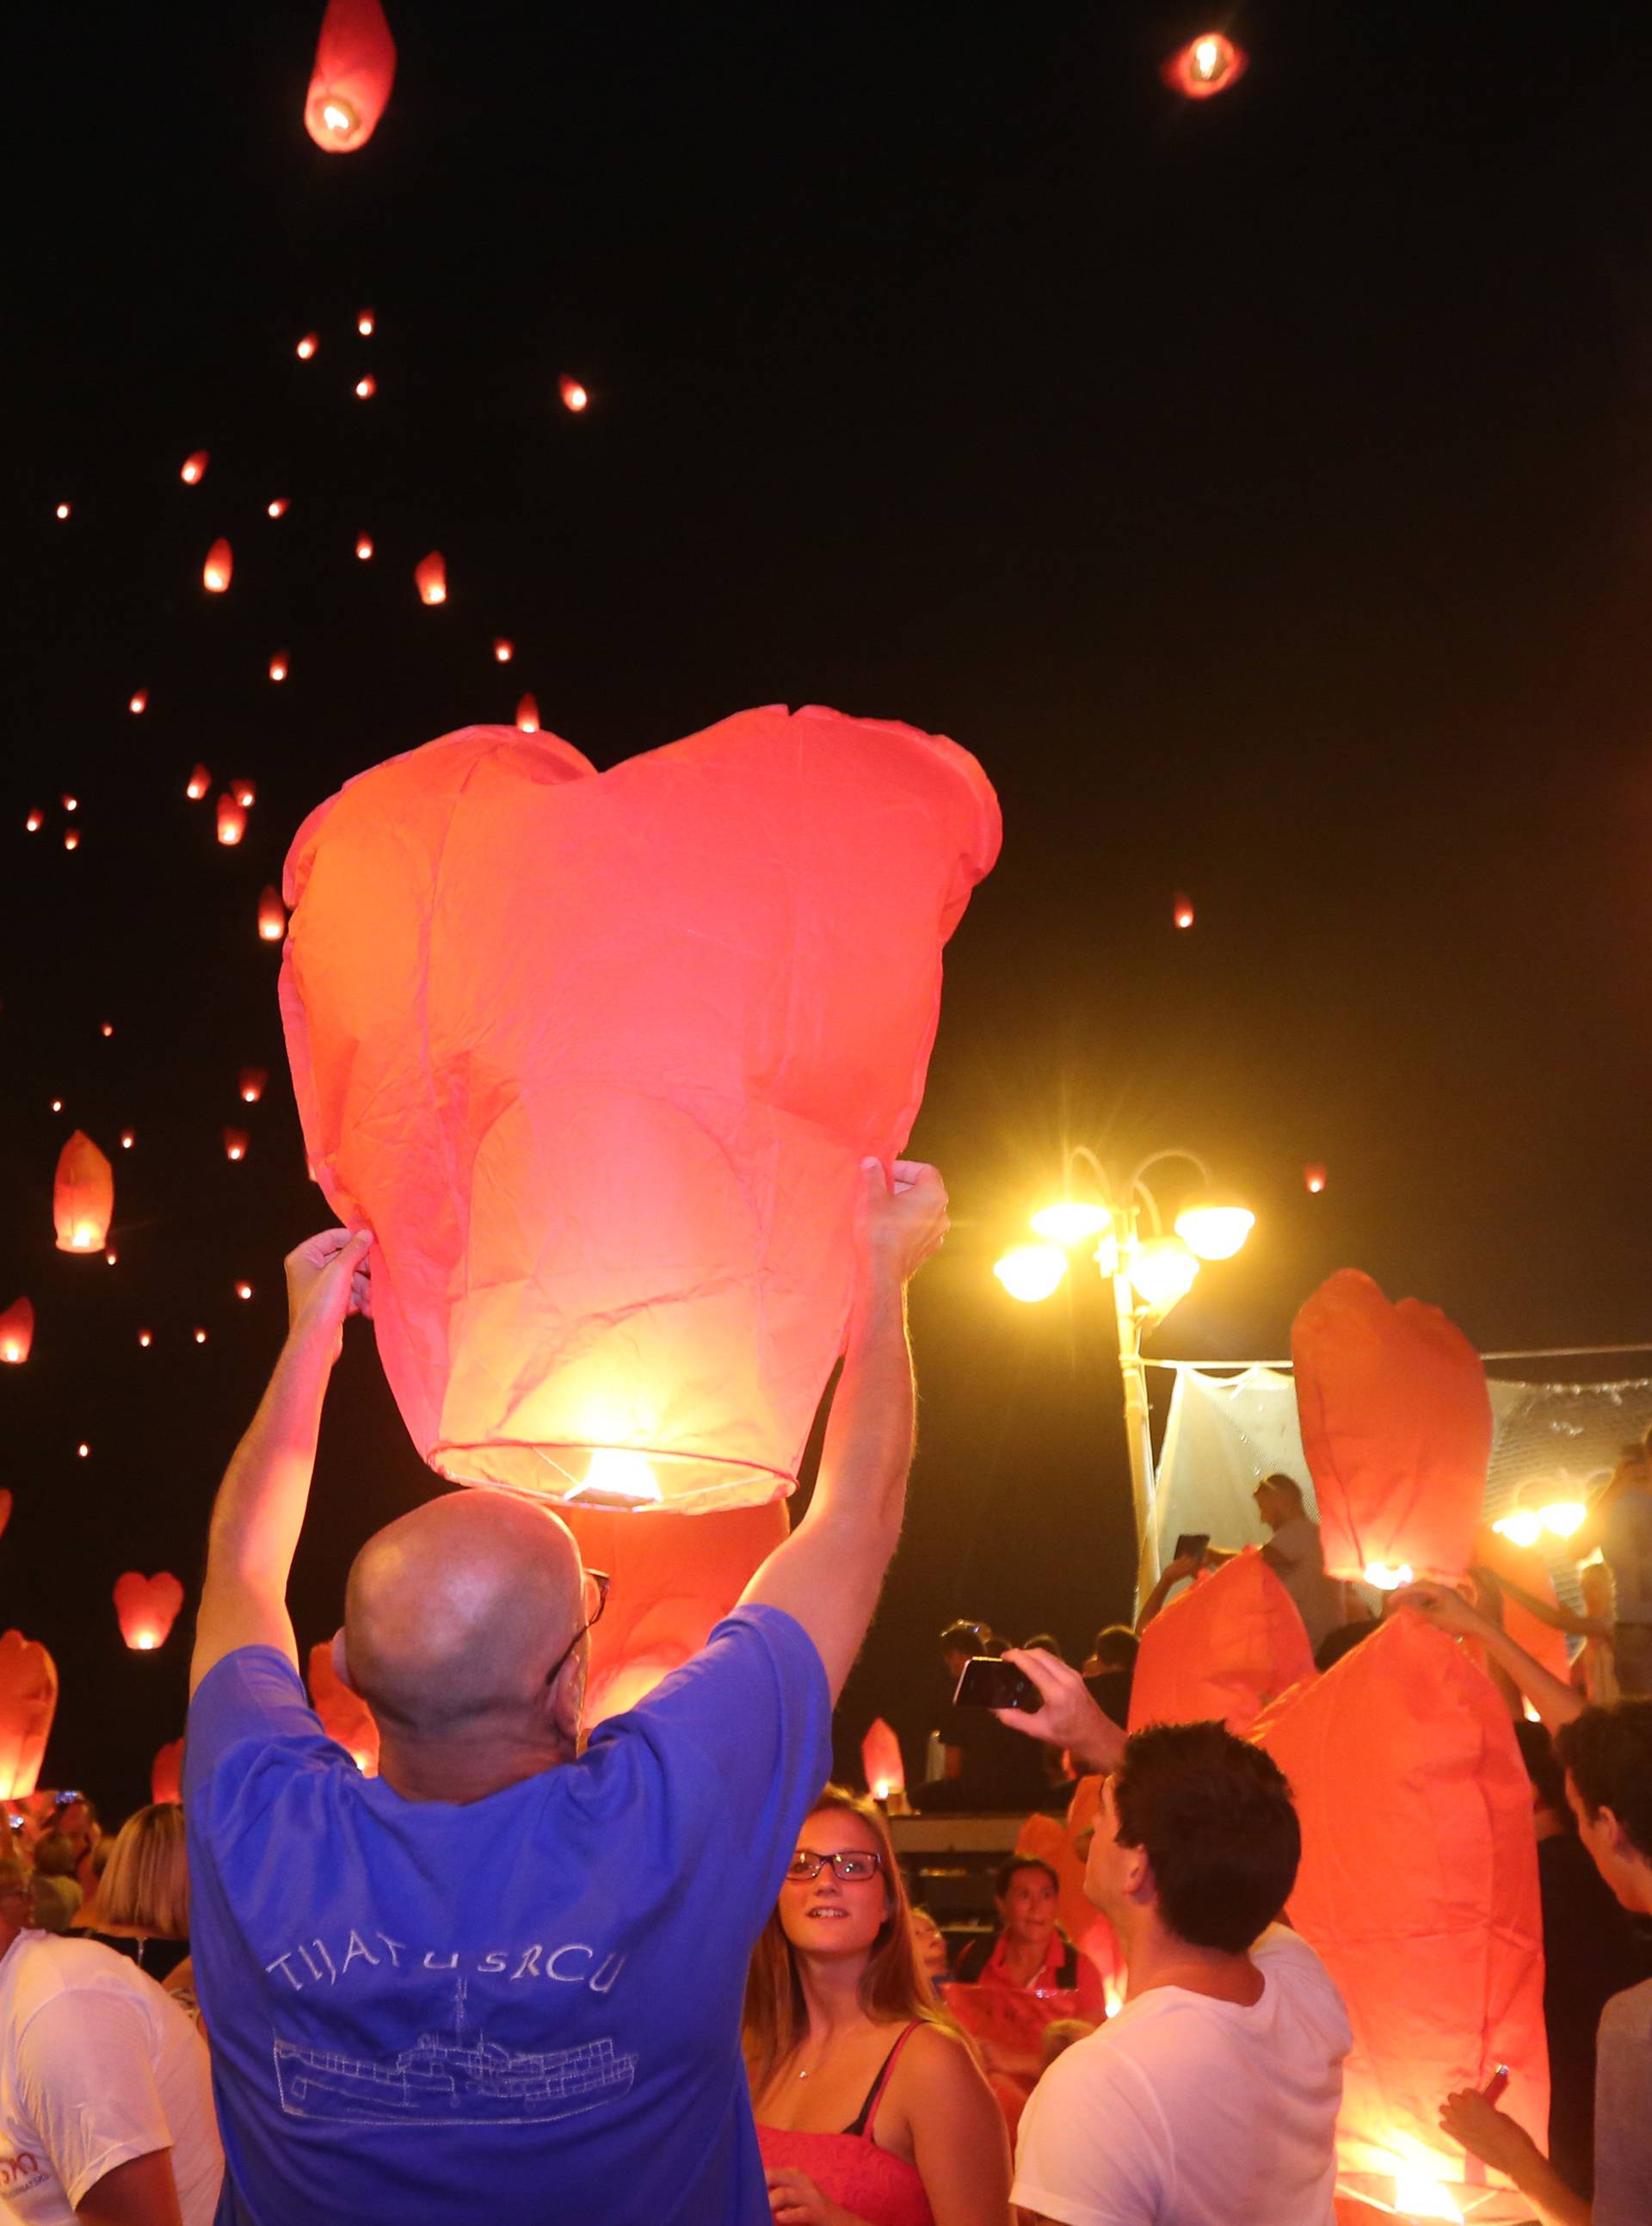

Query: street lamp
[[992, 1147, 1254, 1603]]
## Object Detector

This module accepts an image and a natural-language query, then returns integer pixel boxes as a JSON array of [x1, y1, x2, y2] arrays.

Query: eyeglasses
[[545, 1569, 612, 1688], [785, 1848, 885, 1884]]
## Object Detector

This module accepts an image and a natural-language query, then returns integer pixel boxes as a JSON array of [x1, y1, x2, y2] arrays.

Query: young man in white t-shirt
[[1003, 1711, 1350, 2226]]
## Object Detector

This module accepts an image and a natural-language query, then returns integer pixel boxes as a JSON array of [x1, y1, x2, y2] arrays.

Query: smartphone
[[1172, 1532, 1210, 1567], [953, 1656, 1040, 1711], [1481, 2064, 1510, 2105]]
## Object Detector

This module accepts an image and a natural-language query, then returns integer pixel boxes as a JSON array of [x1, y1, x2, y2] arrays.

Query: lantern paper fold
[[1254, 1612, 1546, 2207], [1292, 1269, 1491, 1583], [113, 1571, 185, 1652], [0, 1631, 58, 1797], [53, 1132, 114, 1253], [1128, 1548, 1315, 1737], [308, 1643, 381, 1774], [305, 0, 397, 151], [280, 706, 1000, 1510]]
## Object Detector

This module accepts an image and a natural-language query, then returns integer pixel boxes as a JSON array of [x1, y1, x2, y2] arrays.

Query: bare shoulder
[[897, 2019, 992, 2093]]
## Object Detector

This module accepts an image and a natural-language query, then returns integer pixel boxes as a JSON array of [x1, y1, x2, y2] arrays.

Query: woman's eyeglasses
[[545, 1569, 612, 1687], [785, 1848, 884, 1883]]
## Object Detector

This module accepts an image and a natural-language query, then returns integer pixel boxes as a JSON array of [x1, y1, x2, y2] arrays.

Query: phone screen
[[1172, 1532, 1210, 1566], [952, 1656, 1040, 1712]]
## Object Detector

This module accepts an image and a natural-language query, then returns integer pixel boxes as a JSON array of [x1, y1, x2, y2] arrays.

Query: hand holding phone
[[1172, 1532, 1210, 1568], [953, 1656, 1040, 1712]]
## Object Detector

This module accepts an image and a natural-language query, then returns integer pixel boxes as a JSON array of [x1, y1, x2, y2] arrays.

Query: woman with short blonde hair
[[89, 1803, 198, 2014]]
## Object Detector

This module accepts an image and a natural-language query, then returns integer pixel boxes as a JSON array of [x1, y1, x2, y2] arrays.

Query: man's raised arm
[[741, 1159, 947, 1699], [189, 1228, 373, 1697]]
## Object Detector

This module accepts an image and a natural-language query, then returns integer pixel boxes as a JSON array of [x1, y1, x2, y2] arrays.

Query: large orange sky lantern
[[53, 1131, 114, 1254], [304, 0, 398, 152], [1129, 1549, 1313, 1737], [1292, 1268, 1490, 1588], [113, 1571, 185, 1652], [0, 1299, 34, 1366], [280, 706, 999, 1508], [0, 1631, 58, 1798]]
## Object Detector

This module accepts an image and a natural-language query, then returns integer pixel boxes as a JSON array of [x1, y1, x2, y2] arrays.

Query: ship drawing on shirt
[[274, 1978, 638, 2125]]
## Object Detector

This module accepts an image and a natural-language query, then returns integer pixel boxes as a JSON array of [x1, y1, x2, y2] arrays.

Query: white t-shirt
[[0, 1930, 221, 2225], [1013, 1927, 1350, 2226]]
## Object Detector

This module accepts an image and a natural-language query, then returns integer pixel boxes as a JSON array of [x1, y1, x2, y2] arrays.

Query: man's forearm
[[205, 1329, 336, 1590], [1473, 1619, 1584, 1730], [1507, 2144, 1590, 2226], [805, 1268, 914, 1538]]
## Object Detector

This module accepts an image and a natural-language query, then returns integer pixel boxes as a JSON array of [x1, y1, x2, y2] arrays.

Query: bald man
[[183, 1162, 947, 2226]]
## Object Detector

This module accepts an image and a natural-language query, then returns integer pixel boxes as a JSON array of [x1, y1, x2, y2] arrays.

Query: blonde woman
[[745, 1785, 1010, 2226], [88, 1801, 200, 2019]]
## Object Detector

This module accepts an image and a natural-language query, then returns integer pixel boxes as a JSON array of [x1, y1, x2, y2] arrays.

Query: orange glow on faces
[[129, 691, 148, 714], [203, 538, 233, 592], [186, 764, 211, 800], [415, 552, 447, 604], [181, 450, 208, 484], [558, 375, 589, 412], [216, 796, 247, 846], [515, 693, 540, 732], [223, 1129, 249, 1162]]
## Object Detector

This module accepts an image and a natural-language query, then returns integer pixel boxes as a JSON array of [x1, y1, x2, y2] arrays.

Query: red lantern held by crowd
[[1162, 32, 1248, 99], [217, 795, 247, 846], [304, 0, 398, 152], [1128, 1549, 1313, 1738], [151, 1739, 184, 1805], [113, 1572, 185, 1652], [0, 1631, 59, 1798], [1173, 892, 1195, 929], [515, 693, 539, 731], [258, 889, 287, 942], [279, 706, 1000, 1509], [414, 551, 447, 605], [187, 764, 211, 800], [1305, 1162, 1328, 1194], [224, 1128, 250, 1162], [1292, 1268, 1491, 1588], [203, 538, 232, 593], [861, 1718, 906, 1802], [308, 1643, 380, 1773], [0, 1300, 33, 1365], [239, 1067, 268, 1104], [181, 451, 208, 485], [53, 1131, 113, 1254], [558, 375, 589, 413]]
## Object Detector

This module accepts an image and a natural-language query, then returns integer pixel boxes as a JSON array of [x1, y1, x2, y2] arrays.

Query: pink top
[[758, 2023, 933, 2226]]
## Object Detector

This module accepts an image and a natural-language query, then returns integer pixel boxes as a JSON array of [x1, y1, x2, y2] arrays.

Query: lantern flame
[[270, 655, 288, 682], [415, 552, 447, 605], [358, 309, 374, 336], [322, 96, 358, 136], [25, 811, 41, 832], [1389, 2164, 1464, 2222], [55, 503, 70, 520], [1174, 893, 1195, 929], [1163, 31, 1248, 99], [1305, 1162, 1328, 1194], [181, 451, 208, 484], [236, 1281, 254, 1300], [113, 1572, 186, 1654], [493, 638, 514, 663], [53, 1132, 114, 1255], [239, 1067, 268, 1103], [138, 1329, 152, 1348], [203, 538, 233, 593], [61, 829, 77, 849], [1364, 1561, 1415, 1591], [120, 1131, 134, 1150], [570, 1451, 663, 1506]]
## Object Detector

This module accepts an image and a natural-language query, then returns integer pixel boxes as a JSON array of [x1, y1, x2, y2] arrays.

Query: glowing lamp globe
[[0, 1298, 34, 1366], [1174, 1195, 1254, 1262], [52, 1131, 114, 1254], [113, 1572, 185, 1653], [202, 539, 233, 593], [995, 1244, 1069, 1304], [515, 693, 540, 732], [1029, 1201, 1113, 1246], [1130, 1235, 1200, 1313], [279, 706, 999, 1510], [414, 551, 447, 605], [1162, 32, 1248, 100], [181, 451, 208, 485], [304, 0, 397, 152]]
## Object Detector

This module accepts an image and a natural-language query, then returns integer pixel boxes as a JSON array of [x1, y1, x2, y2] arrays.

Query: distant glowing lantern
[[62, 794, 77, 812], [297, 333, 319, 360], [257, 889, 287, 943], [203, 538, 233, 593], [129, 690, 148, 715], [100, 1022, 114, 1039], [104, 1249, 117, 1267], [268, 497, 289, 518], [493, 638, 514, 663], [187, 764, 211, 800], [1129, 1549, 1312, 1737], [354, 374, 376, 400], [120, 1131, 133, 1150], [238, 1065, 268, 1103], [1173, 892, 1195, 928], [181, 451, 209, 485], [414, 551, 447, 604], [235, 780, 257, 808], [515, 693, 540, 731], [49, 1101, 62, 1114], [138, 1329, 152, 1348], [357, 308, 375, 336], [53, 1131, 114, 1254], [355, 534, 373, 560], [217, 795, 247, 846], [25, 811, 42, 832], [236, 1280, 254, 1301], [1162, 31, 1248, 99], [278, 706, 1000, 1508], [1292, 1268, 1491, 1586], [0, 1299, 34, 1366], [113, 1572, 185, 1652], [224, 1128, 249, 1162], [270, 654, 289, 682], [0, 1631, 59, 1798], [861, 1717, 906, 1801], [151, 1739, 184, 1805], [1305, 1162, 1328, 1194], [54, 503, 70, 521], [995, 1243, 1069, 1303], [76, 1443, 89, 1459], [558, 375, 589, 413], [0, 1493, 8, 1541], [308, 1642, 380, 1773], [304, 0, 398, 152], [61, 829, 77, 852], [194, 1328, 208, 1344]]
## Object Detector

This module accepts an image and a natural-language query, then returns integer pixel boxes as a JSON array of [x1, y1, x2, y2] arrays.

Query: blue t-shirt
[[183, 1605, 830, 2226]]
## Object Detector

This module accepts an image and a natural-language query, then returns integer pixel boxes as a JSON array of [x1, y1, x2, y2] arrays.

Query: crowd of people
[[4, 1172, 1652, 2224]]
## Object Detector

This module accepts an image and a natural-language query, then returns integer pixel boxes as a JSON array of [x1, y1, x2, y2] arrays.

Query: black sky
[[7, 1, 1652, 1815]]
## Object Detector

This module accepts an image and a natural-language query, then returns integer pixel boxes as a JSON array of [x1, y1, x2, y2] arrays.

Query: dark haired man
[[1009, 1720, 1349, 2226]]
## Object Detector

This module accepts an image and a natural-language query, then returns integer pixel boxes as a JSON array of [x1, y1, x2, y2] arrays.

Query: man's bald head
[[343, 1492, 586, 1738]]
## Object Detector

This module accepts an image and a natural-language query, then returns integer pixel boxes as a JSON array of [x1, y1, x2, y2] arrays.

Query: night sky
[[8, 1, 1652, 1818]]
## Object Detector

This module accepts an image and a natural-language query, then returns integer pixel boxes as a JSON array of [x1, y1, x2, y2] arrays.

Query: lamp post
[[993, 1147, 1254, 1606]]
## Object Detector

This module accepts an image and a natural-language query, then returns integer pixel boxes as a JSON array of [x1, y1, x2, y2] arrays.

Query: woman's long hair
[[743, 1783, 961, 2102], [89, 1803, 189, 1939]]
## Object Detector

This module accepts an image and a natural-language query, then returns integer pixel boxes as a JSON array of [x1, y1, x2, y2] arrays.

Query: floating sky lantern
[[0, 1299, 34, 1366], [120, 1130, 134, 1150], [1173, 892, 1195, 929], [62, 794, 77, 812], [113, 1572, 186, 1653], [515, 693, 540, 731], [1305, 1162, 1328, 1194], [355, 533, 374, 561], [104, 1249, 117, 1267], [49, 1101, 62, 1114], [236, 1280, 254, 1301], [354, 374, 377, 400], [414, 551, 447, 604], [1129, 1550, 1312, 1738], [129, 690, 148, 715], [0, 1631, 59, 1798], [1292, 1268, 1491, 1588], [0, 1492, 9, 1541], [224, 1128, 250, 1162], [151, 1739, 184, 1805], [217, 794, 247, 846], [297, 333, 319, 361], [270, 653, 289, 682], [203, 538, 233, 593], [235, 780, 256, 808], [138, 1329, 152, 1349], [357, 308, 375, 336], [1162, 31, 1248, 99], [194, 1328, 208, 1344], [257, 889, 287, 943], [279, 705, 1000, 1508], [268, 498, 289, 519], [307, 1642, 380, 1773], [305, 0, 397, 151], [493, 638, 514, 663], [861, 1717, 906, 1802], [24, 811, 42, 833], [558, 375, 589, 412], [54, 503, 70, 521], [181, 451, 209, 485], [239, 1065, 268, 1103], [187, 764, 211, 800], [53, 1131, 114, 1254]]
